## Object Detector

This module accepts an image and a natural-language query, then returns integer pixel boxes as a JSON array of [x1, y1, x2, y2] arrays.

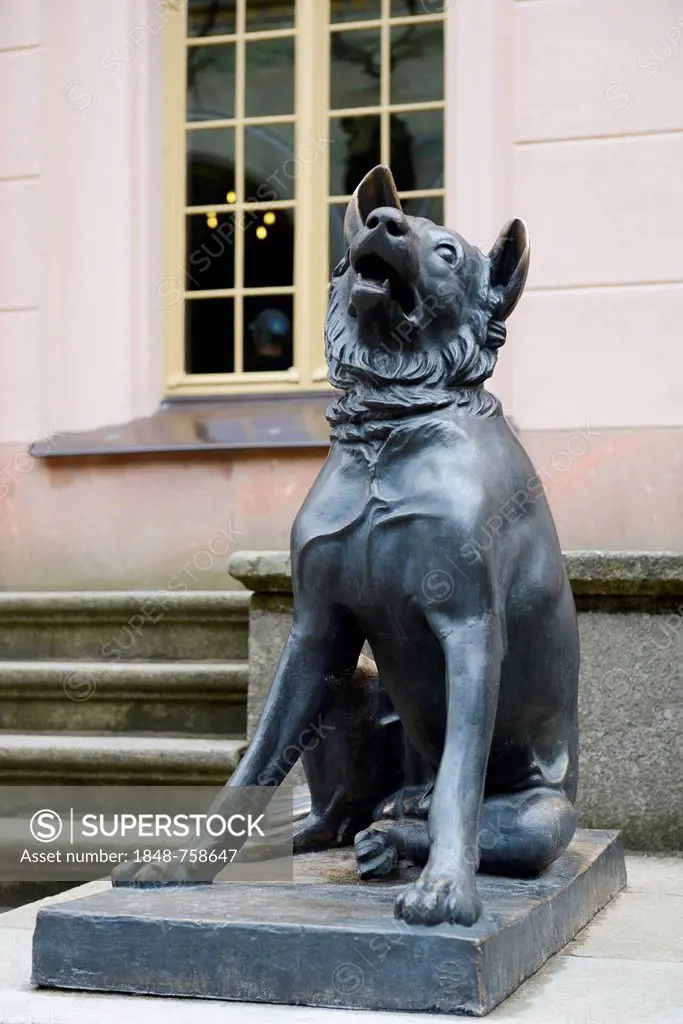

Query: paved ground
[[0, 854, 681, 1023]]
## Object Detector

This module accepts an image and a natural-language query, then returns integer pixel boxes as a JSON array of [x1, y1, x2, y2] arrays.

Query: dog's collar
[[327, 385, 501, 443]]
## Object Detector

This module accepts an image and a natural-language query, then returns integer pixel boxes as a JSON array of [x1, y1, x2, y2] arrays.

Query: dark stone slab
[[31, 829, 625, 1016]]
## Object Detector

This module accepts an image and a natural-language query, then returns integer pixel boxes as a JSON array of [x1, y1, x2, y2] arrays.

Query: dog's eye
[[435, 244, 459, 266]]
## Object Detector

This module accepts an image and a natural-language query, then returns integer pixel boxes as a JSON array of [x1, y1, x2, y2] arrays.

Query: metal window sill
[[29, 392, 334, 459]]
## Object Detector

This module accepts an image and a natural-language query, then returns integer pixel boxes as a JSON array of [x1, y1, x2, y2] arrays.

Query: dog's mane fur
[[325, 272, 502, 436]]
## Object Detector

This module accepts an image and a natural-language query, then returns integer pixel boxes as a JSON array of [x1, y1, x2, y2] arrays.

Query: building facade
[[1, 0, 682, 590]]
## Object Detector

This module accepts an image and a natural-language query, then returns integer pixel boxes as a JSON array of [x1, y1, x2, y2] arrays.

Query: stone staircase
[[0, 591, 250, 786]]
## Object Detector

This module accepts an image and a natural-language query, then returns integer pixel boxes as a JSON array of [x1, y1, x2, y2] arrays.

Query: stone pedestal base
[[32, 829, 626, 1017]]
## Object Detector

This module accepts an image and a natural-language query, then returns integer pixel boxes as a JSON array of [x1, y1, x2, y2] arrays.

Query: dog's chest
[[294, 438, 454, 599], [308, 440, 433, 532]]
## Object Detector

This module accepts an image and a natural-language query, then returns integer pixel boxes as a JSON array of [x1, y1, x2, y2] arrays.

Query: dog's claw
[[394, 870, 481, 926]]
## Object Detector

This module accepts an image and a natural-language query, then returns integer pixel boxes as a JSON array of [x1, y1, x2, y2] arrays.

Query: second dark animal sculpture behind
[[115, 165, 580, 928]]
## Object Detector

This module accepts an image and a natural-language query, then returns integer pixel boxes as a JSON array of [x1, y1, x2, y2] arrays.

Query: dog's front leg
[[233, 609, 363, 789], [395, 614, 501, 926], [113, 607, 363, 886]]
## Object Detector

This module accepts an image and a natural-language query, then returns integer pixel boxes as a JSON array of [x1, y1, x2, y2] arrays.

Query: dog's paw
[[292, 813, 336, 853], [354, 825, 399, 879], [394, 869, 481, 927], [375, 783, 432, 821], [111, 858, 199, 888], [293, 804, 374, 853]]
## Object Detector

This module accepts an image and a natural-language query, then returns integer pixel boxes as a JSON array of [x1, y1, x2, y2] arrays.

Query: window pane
[[244, 208, 294, 288], [402, 195, 443, 226], [187, 44, 235, 121], [243, 296, 293, 372], [185, 213, 235, 291], [245, 123, 295, 200], [330, 29, 381, 109], [187, 128, 236, 206], [245, 38, 295, 117], [331, 0, 381, 22], [246, 0, 294, 31], [329, 115, 381, 195], [329, 202, 348, 277], [186, 297, 235, 374], [391, 0, 445, 14], [390, 109, 443, 191], [390, 22, 443, 105], [188, 0, 236, 37]]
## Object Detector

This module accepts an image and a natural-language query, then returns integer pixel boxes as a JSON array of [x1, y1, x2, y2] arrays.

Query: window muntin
[[165, 0, 445, 395], [327, 0, 446, 274]]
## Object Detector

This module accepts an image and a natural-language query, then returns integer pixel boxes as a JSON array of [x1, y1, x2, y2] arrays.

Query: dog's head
[[326, 165, 529, 424]]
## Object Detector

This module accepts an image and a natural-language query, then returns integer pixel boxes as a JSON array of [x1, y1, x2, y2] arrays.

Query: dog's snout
[[365, 207, 409, 238]]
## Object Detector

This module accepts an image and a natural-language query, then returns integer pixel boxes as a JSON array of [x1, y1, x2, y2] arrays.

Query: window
[[164, 0, 446, 396]]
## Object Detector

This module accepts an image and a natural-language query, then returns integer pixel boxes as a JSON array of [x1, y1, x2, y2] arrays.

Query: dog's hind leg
[[477, 787, 576, 873], [355, 785, 576, 880], [294, 654, 406, 852], [373, 746, 434, 822], [355, 818, 430, 879]]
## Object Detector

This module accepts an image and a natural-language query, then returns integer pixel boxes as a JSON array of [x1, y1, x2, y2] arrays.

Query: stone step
[[0, 734, 244, 785], [0, 591, 249, 663], [0, 661, 248, 736]]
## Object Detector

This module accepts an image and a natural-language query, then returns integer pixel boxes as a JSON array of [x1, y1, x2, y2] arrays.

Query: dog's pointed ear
[[488, 218, 530, 320], [344, 164, 402, 246]]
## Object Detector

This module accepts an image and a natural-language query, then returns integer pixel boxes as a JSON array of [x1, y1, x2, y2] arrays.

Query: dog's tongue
[[350, 275, 391, 313]]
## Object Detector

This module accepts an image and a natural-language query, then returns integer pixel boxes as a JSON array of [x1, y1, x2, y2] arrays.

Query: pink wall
[[0, 447, 322, 590], [0, 1, 43, 443], [0, 426, 680, 592], [0, 0, 166, 449], [448, 0, 683, 430]]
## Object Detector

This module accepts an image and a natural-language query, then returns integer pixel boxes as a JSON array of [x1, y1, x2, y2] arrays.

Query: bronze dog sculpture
[[116, 165, 579, 928]]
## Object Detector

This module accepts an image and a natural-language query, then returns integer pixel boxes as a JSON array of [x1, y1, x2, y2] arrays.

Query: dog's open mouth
[[351, 253, 416, 318]]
